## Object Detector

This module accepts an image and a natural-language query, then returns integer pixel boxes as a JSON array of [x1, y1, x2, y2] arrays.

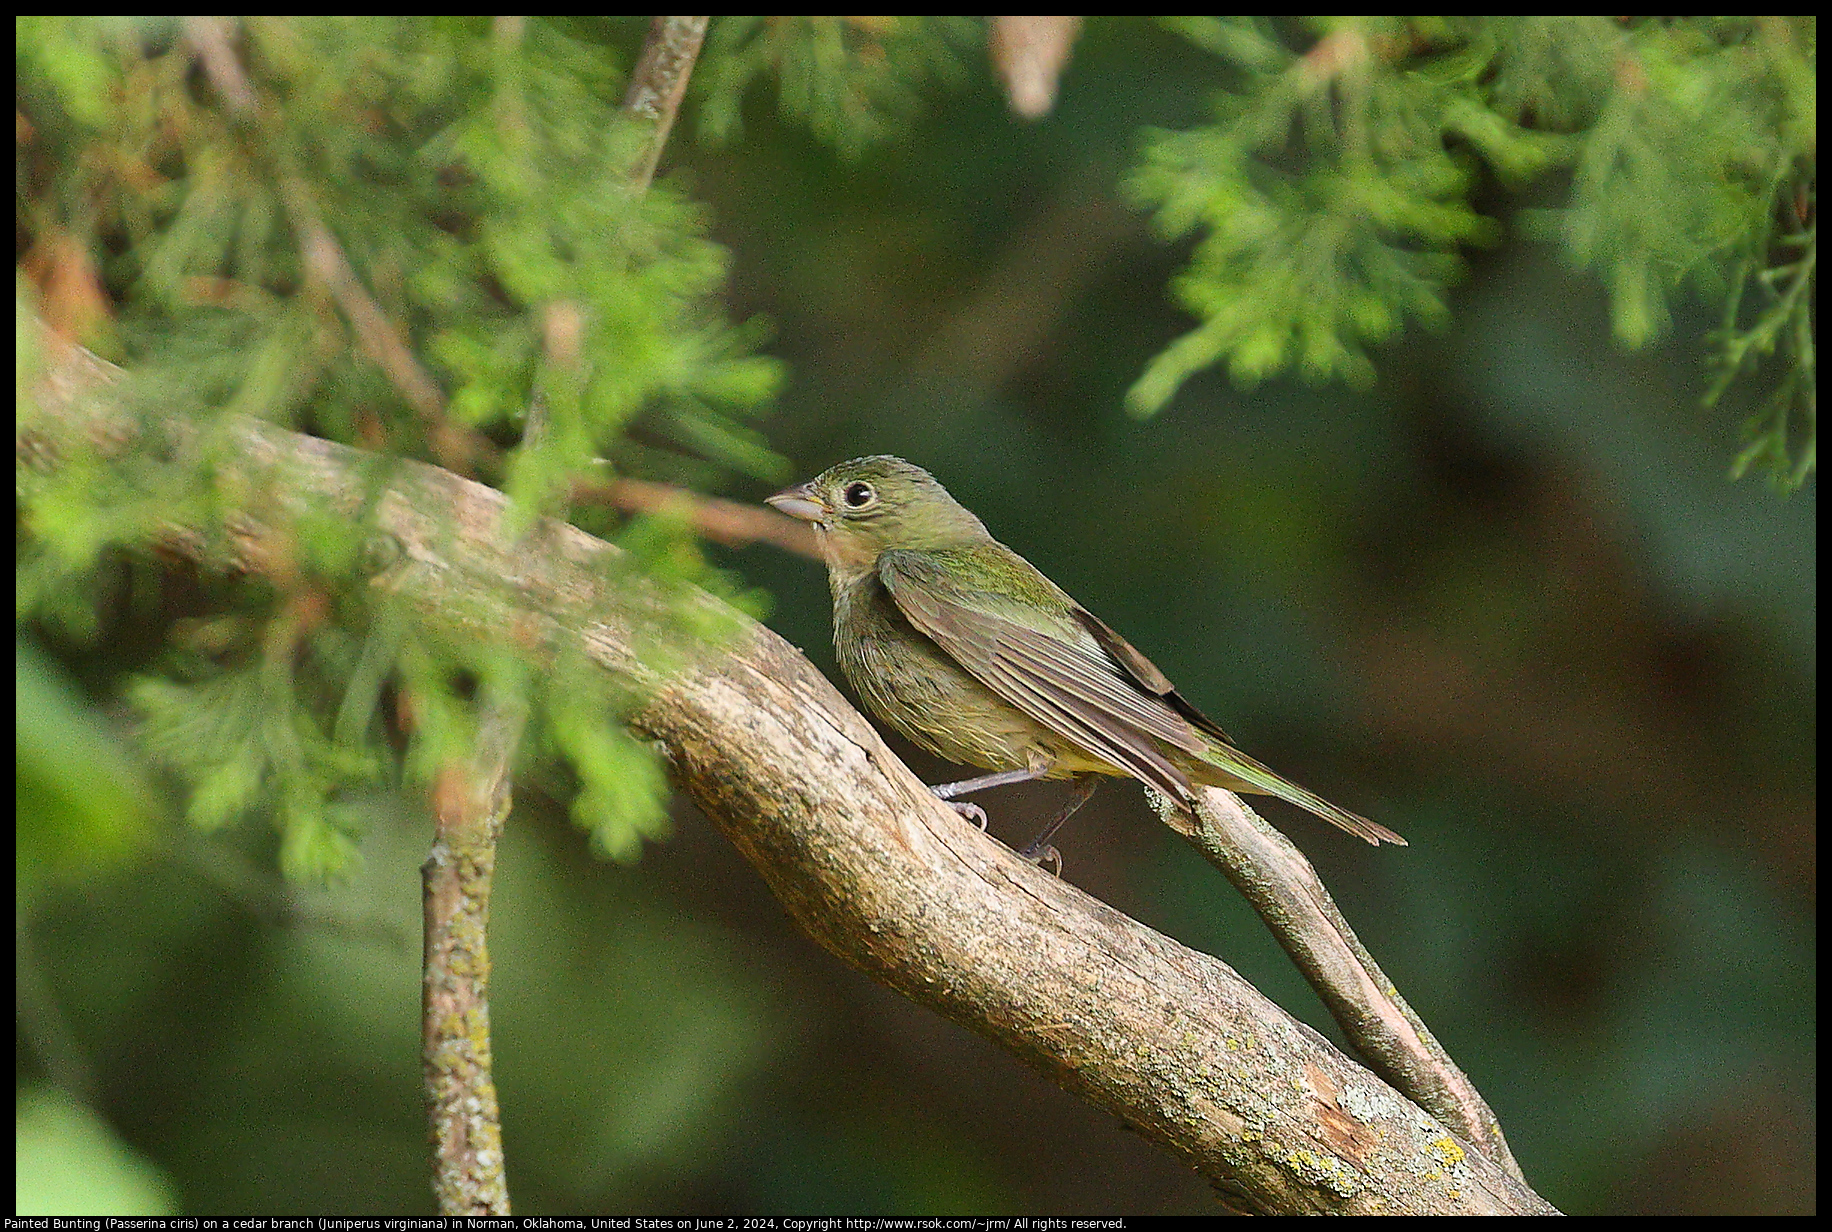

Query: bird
[[766, 455, 1405, 866]]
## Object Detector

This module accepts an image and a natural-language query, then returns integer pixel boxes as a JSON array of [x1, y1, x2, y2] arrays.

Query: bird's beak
[[765, 481, 826, 525]]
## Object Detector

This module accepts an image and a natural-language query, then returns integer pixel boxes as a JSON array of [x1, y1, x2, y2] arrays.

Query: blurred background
[[18, 17, 1814, 1216]]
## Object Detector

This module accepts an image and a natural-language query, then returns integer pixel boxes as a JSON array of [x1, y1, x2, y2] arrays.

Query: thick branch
[[20, 348, 1557, 1213]]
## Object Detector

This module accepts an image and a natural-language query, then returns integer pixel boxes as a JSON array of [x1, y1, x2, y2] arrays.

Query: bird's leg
[[1018, 775, 1099, 873], [930, 767, 1047, 799], [929, 767, 1049, 831]]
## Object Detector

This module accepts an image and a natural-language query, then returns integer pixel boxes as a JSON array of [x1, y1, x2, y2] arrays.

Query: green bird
[[767, 456, 1405, 864]]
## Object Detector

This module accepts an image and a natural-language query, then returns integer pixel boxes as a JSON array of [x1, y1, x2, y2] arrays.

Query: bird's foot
[[943, 799, 988, 831], [1020, 843, 1062, 876]]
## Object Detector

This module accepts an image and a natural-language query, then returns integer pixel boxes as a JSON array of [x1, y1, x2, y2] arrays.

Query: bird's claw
[[1021, 844, 1062, 876], [945, 800, 989, 831]]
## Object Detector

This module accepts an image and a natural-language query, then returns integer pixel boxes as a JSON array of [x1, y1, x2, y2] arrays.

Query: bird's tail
[[1194, 743, 1407, 846]]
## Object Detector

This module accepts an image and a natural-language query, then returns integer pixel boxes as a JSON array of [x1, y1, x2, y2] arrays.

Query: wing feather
[[977, 648, 1191, 801], [879, 551, 1197, 803]]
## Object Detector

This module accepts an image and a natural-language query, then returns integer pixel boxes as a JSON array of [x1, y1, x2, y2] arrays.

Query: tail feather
[[1194, 744, 1406, 846]]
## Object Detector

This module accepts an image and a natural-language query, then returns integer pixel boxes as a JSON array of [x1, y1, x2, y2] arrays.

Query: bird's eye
[[842, 481, 876, 509]]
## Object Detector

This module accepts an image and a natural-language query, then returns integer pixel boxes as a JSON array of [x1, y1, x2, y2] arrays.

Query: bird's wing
[[878, 549, 1201, 803], [1069, 605, 1404, 845], [1070, 606, 1237, 746]]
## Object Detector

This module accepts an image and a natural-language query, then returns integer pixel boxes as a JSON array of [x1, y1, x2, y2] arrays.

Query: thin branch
[[988, 16, 1082, 119], [578, 476, 820, 558], [622, 17, 710, 192], [422, 697, 522, 1215], [21, 339, 1559, 1214], [182, 24, 504, 1207], [182, 16, 258, 114], [1155, 788, 1523, 1179], [525, 20, 707, 452]]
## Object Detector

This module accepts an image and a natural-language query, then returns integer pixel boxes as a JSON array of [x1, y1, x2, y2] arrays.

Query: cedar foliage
[[19, 17, 784, 878], [1125, 17, 1814, 493]]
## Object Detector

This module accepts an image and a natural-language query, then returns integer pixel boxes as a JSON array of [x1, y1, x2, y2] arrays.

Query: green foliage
[[696, 16, 978, 158], [1127, 18, 1504, 399], [1712, 212, 1815, 492], [129, 625, 385, 881], [543, 666, 674, 862], [16, 1089, 178, 1216], [1126, 16, 1815, 489], [17, 17, 784, 878], [15, 641, 162, 888]]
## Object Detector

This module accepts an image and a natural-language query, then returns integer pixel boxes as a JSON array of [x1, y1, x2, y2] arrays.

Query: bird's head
[[767, 456, 990, 578]]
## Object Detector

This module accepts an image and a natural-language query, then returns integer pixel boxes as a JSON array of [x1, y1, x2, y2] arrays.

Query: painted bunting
[[767, 456, 1405, 863]]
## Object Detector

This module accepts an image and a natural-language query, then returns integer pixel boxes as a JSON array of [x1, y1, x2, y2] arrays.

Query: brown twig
[[988, 16, 1083, 118], [285, 185, 476, 467], [578, 476, 820, 558], [182, 16, 258, 113]]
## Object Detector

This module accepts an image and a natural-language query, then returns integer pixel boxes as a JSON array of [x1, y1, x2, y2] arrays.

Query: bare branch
[[623, 17, 711, 192], [988, 16, 1083, 118], [578, 476, 820, 558], [1156, 788, 1524, 1179], [421, 698, 523, 1215]]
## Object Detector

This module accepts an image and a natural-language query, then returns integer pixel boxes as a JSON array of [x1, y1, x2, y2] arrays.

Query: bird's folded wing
[[1071, 607, 1237, 746], [878, 551, 1201, 804]]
